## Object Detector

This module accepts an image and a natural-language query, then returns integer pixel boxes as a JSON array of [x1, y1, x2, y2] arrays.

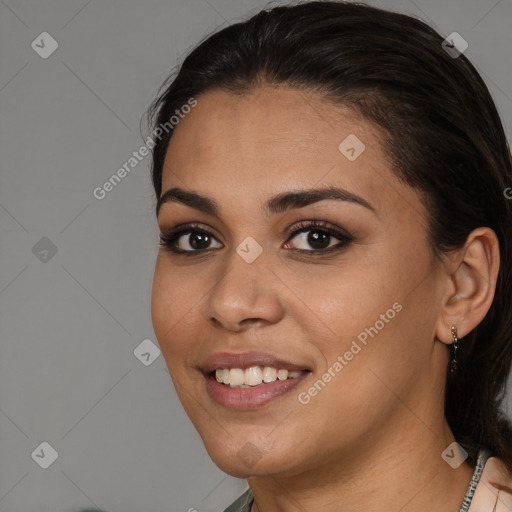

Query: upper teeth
[[215, 367, 303, 387]]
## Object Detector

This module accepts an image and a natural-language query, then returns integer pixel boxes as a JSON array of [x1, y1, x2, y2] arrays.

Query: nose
[[205, 247, 285, 332]]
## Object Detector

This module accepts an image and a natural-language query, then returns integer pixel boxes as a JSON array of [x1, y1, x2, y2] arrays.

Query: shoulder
[[469, 456, 512, 511]]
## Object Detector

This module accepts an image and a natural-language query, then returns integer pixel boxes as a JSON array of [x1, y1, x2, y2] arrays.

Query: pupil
[[308, 231, 329, 250], [190, 232, 210, 250]]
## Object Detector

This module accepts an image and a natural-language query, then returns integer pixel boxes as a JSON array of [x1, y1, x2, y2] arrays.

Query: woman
[[147, 2, 512, 510]]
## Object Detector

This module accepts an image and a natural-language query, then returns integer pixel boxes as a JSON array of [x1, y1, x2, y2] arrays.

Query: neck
[[248, 414, 474, 512]]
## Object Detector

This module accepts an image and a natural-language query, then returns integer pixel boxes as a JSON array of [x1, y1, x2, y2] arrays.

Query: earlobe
[[435, 227, 500, 346]]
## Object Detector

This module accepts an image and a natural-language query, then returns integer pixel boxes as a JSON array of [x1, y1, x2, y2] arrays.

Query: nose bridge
[[205, 239, 283, 330]]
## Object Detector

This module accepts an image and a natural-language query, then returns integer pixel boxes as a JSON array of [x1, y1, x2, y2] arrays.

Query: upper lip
[[200, 351, 311, 374]]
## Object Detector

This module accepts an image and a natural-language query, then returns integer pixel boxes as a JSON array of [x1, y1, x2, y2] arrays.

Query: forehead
[[160, 86, 418, 222], [165, 86, 376, 169]]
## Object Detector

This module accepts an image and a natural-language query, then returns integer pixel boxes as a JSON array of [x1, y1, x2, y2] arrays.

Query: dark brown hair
[[147, 1, 512, 471]]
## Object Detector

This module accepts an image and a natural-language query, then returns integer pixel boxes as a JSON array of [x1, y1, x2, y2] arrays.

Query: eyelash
[[159, 220, 354, 257]]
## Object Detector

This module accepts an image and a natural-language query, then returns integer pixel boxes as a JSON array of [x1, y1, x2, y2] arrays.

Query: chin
[[211, 455, 285, 479], [204, 436, 300, 478]]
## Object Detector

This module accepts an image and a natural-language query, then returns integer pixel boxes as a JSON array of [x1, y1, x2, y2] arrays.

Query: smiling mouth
[[200, 351, 313, 409], [213, 366, 310, 388], [203, 366, 312, 410]]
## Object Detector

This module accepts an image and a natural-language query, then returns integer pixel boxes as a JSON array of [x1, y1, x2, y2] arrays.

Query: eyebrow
[[156, 185, 375, 217]]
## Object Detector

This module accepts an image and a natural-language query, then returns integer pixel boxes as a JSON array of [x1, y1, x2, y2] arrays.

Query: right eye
[[159, 223, 223, 255]]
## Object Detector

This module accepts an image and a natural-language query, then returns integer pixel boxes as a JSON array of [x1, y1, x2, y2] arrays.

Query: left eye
[[285, 229, 346, 251], [283, 221, 353, 252]]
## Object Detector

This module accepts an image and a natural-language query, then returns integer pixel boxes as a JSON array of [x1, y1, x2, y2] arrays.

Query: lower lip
[[204, 372, 310, 409]]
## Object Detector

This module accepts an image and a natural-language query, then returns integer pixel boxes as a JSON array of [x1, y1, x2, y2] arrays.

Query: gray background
[[0, 0, 511, 510]]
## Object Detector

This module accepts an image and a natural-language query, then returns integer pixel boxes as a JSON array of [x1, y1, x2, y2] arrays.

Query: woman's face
[[151, 86, 450, 478]]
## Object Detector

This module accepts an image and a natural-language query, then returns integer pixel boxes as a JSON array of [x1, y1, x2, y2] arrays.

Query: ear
[[435, 227, 500, 345]]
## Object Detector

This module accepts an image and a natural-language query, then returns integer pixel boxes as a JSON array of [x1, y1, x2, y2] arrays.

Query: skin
[[151, 86, 500, 512]]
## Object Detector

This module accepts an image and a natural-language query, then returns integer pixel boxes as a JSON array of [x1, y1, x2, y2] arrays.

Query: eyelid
[[283, 219, 353, 240], [159, 222, 222, 242]]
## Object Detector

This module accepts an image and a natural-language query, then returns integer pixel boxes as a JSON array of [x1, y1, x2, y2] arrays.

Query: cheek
[[150, 258, 197, 365], [289, 251, 424, 391], [150, 259, 171, 341], [281, 257, 396, 347]]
